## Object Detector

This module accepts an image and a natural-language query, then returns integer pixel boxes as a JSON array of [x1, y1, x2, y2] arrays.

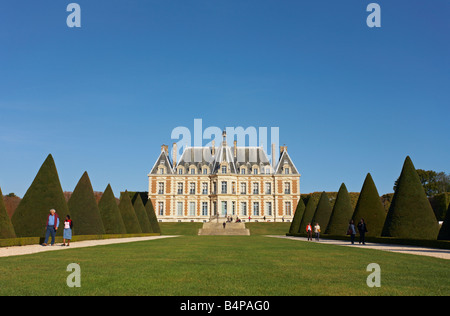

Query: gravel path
[[0, 235, 179, 258], [268, 235, 450, 260]]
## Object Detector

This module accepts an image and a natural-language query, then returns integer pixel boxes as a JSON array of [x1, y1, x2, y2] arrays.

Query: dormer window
[[222, 165, 227, 174], [190, 168, 196, 175], [284, 168, 290, 174]]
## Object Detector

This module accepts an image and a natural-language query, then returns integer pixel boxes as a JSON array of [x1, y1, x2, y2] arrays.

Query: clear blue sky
[[0, 0, 449, 197]]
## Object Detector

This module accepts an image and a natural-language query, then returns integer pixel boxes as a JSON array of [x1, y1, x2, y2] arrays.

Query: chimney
[[280, 145, 287, 154], [172, 143, 177, 166], [161, 144, 168, 154], [271, 143, 276, 170], [212, 140, 216, 156], [233, 140, 237, 158]]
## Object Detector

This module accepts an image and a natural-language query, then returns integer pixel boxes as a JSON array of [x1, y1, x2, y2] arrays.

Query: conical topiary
[[326, 183, 354, 235], [133, 195, 153, 233], [11, 154, 69, 237], [68, 172, 105, 235], [382, 156, 439, 239], [299, 194, 320, 234], [288, 199, 306, 235], [98, 184, 126, 234], [0, 187, 16, 239], [119, 191, 142, 234], [352, 173, 386, 237], [312, 191, 333, 230], [438, 203, 450, 240], [145, 198, 161, 234]]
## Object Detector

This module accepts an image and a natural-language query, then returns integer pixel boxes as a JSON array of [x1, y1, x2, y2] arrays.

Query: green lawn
[[0, 234, 449, 296]]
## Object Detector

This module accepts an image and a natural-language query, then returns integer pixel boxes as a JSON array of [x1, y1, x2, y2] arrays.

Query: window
[[232, 201, 236, 215], [221, 201, 227, 216], [178, 168, 183, 175], [202, 182, 208, 195], [203, 168, 208, 175], [158, 202, 164, 216], [284, 182, 291, 194], [159, 168, 164, 174], [240, 168, 246, 175], [222, 165, 227, 174], [266, 167, 271, 174], [232, 182, 236, 194], [253, 202, 260, 216], [253, 183, 259, 194], [213, 182, 217, 194], [177, 202, 183, 216], [266, 202, 272, 216], [158, 182, 164, 194], [189, 183, 196, 194], [177, 183, 183, 194], [202, 202, 208, 216], [241, 202, 247, 216], [221, 181, 227, 194], [284, 168, 290, 174], [265, 182, 271, 194], [190, 168, 196, 175], [285, 202, 292, 216], [253, 168, 258, 175], [240, 183, 246, 194], [189, 202, 195, 216]]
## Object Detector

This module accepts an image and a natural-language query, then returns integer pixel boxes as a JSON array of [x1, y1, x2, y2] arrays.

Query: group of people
[[305, 219, 368, 245], [42, 209, 73, 246]]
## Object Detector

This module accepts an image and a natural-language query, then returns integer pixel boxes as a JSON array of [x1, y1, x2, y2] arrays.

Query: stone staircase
[[198, 221, 250, 236]]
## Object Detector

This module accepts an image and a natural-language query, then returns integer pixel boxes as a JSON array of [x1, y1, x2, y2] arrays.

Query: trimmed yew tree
[[299, 194, 319, 233], [0, 187, 16, 239], [438, 203, 450, 240], [326, 183, 354, 235], [98, 184, 126, 234], [133, 195, 153, 233], [288, 199, 306, 235], [312, 191, 333, 230], [382, 156, 439, 240], [12, 154, 69, 237], [145, 198, 161, 234], [352, 173, 386, 237], [68, 172, 105, 235], [119, 191, 142, 234]]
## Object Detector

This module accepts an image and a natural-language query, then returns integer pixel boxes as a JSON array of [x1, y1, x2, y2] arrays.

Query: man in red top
[[306, 223, 313, 241]]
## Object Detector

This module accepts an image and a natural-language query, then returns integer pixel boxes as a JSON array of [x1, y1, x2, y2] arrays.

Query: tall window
[[265, 202, 272, 216], [240, 183, 247, 194], [221, 201, 227, 216], [203, 168, 208, 175], [232, 201, 236, 215], [189, 182, 196, 194], [265, 182, 271, 194], [240, 168, 246, 175], [158, 182, 164, 194], [202, 202, 208, 216], [285, 202, 292, 216], [221, 181, 227, 194], [177, 183, 183, 194], [222, 165, 227, 174], [253, 202, 260, 216], [159, 168, 164, 174], [178, 168, 183, 175], [284, 168, 290, 174], [189, 202, 195, 216], [253, 168, 258, 175], [202, 182, 208, 195], [177, 202, 183, 216], [284, 182, 291, 194], [253, 183, 259, 194], [190, 168, 196, 175], [241, 202, 247, 216], [158, 202, 164, 216]]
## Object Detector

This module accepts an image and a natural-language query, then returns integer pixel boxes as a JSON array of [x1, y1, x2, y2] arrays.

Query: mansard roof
[[150, 143, 299, 176]]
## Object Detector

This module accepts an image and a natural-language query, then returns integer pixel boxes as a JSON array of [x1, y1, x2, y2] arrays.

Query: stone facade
[[148, 132, 300, 222]]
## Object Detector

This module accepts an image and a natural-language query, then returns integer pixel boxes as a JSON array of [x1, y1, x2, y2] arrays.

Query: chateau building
[[148, 131, 300, 222]]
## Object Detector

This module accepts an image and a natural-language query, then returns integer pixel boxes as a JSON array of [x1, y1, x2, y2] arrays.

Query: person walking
[[357, 218, 368, 245], [62, 215, 73, 246], [314, 222, 321, 241], [347, 219, 356, 245], [306, 223, 313, 241], [42, 209, 59, 246], [223, 221, 226, 229]]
